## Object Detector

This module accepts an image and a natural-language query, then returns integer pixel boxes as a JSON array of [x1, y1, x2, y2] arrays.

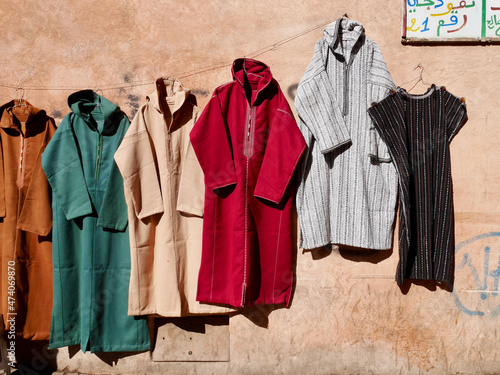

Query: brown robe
[[0, 100, 55, 340]]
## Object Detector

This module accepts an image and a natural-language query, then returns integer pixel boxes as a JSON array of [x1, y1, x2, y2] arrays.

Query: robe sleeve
[[294, 73, 350, 154], [444, 90, 467, 143], [17, 117, 57, 235], [190, 92, 237, 192], [98, 116, 129, 231], [253, 101, 306, 204], [42, 115, 93, 221], [114, 108, 164, 220], [367, 43, 396, 163], [177, 108, 205, 217]]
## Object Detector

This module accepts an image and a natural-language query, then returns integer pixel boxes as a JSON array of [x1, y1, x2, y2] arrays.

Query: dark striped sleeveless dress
[[368, 84, 467, 286]]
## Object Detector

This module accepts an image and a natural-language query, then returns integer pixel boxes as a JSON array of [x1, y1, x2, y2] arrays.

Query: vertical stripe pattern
[[368, 85, 467, 284], [294, 19, 399, 250]]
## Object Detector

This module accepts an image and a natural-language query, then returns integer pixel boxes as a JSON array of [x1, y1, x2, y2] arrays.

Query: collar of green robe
[[68, 90, 122, 135]]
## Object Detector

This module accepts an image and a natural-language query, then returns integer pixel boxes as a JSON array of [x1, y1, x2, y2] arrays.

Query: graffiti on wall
[[453, 232, 500, 317]]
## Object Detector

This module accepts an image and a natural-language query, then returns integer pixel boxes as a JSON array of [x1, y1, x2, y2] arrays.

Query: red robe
[[190, 58, 306, 307]]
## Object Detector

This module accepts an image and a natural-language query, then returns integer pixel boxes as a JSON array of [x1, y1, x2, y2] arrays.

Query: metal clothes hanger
[[93, 87, 104, 108], [94, 87, 104, 96], [169, 77, 174, 95], [402, 64, 432, 93], [12, 87, 27, 109], [158, 76, 176, 96]]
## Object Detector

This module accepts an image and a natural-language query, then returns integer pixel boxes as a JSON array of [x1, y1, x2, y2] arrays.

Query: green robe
[[42, 90, 150, 353]]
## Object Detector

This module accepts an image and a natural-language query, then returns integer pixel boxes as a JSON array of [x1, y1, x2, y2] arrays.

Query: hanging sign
[[402, 0, 500, 42]]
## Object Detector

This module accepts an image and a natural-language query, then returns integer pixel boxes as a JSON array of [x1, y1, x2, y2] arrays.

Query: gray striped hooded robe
[[294, 18, 398, 250]]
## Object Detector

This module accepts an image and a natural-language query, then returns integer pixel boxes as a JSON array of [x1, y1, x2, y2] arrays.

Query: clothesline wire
[[177, 20, 331, 79], [0, 19, 333, 93]]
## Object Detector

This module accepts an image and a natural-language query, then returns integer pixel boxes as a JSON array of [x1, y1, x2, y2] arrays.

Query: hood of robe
[[147, 77, 195, 118], [323, 18, 365, 61], [0, 100, 46, 134], [68, 90, 122, 135], [231, 58, 273, 105]]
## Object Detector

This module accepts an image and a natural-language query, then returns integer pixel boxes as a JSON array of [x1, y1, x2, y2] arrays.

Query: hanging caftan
[[115, 78, 233, 316], [368, 85, 467, 285], [190, 58, 306, 307], [0, 100, 55, 340], [294, 18, 399, 250], [42, 90, 150, 353]]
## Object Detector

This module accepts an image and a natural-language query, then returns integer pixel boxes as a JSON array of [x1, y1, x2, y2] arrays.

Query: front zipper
[[167, 131, 172, 162], [13, 132, 25, 257], [166, 115, 180, 294], [94, 133, 103, 179], [247, 114, 251, 141], [166, 112, 174, 164], [16, 133, 26, 188], [241, 104, 255, 306], [343, 62, 349, 116], [343, 50, 356, 117], [89, 130, 103, 350], [244, 106, 256, 158], [242, 157, 249, 307]]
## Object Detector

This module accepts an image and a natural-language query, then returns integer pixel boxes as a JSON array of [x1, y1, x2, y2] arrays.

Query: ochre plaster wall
[[1, 1, 499, 374]]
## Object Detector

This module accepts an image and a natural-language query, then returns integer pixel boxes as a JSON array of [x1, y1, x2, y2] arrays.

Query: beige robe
[[115, 78, 233, 316]]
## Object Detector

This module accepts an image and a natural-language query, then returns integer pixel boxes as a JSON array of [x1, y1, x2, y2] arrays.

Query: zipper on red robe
[[241, 105, 256, 306], [238, 72, 264, 306], [242, 157, 249, 307]]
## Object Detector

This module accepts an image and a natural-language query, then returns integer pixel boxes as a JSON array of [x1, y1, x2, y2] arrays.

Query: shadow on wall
[[398, 278, 452, 294], [14, 339, 148, 373], [303, 244, 453, 294], [11, 337, 57, 375], [69, 346, 149, 368], [303, 244, 393, 263]]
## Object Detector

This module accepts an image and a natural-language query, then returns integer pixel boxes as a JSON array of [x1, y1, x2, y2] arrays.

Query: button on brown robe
[[0, 100, 55, 340], [115, 78, 233, 316]]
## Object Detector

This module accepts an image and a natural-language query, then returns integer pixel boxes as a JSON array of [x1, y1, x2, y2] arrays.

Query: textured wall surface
[[2, 0, 499, 374]]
